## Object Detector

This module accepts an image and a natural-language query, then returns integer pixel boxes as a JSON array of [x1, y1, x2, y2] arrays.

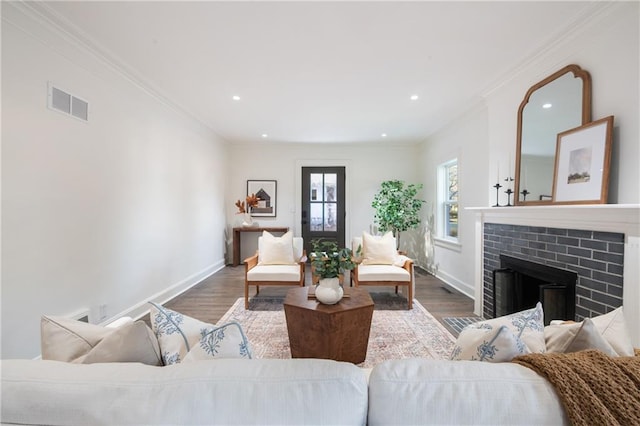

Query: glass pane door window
[[309, 173, 338, 232], [302, 167, 346, 256]]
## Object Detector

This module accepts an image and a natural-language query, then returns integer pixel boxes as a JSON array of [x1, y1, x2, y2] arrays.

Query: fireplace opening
[[492, 255, 576, 325]]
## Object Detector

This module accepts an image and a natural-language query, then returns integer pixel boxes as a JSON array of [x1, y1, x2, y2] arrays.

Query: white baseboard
[[433, 269, 475, 300], [106, 259, 226, 324]]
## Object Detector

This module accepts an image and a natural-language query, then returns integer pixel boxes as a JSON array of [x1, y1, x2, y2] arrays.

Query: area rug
[[218, 296, 456, 368]]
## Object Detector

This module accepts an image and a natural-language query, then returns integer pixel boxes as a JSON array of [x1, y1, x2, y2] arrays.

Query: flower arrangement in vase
[[310, 239, 357, 304], [235, 193, 260, 227]]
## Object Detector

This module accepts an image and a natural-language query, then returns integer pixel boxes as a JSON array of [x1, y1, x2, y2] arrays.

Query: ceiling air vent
[[48, 82, 89, 122]]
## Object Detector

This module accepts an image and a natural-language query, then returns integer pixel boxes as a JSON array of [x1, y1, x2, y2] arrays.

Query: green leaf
[[371, 180, 426, 246]]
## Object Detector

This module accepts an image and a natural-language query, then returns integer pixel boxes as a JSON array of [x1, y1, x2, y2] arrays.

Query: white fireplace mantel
[[468, 204, 640, 346]]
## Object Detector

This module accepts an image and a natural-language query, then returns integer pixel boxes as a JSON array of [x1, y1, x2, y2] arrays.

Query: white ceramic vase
[[315, 277, 344, 305], [242, 212, 253, 227]]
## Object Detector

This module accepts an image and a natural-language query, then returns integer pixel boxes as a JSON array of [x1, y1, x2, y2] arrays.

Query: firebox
[[493, 255, 576, 325]]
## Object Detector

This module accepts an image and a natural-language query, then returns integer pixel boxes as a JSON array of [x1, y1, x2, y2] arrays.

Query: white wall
[[1, 5, 229, 358], [417, 106, 489, 297], [422, 2, 639, 301], [226, 143, 422, 260]]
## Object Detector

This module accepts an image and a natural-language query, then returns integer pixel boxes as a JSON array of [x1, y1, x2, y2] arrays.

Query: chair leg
[[256, 285, 260, 294], [408, 284, 413, 310], [244, 282, 249, 310], [395, 286, 399, 294]]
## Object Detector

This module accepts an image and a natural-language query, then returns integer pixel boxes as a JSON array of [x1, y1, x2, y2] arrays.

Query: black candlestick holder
[[492, 182, 503, 207], [505, 188, 514, 207], [520, 189, 530, 201]]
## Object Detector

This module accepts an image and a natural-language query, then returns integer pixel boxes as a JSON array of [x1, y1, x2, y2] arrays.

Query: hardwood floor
[[154, 265, 477, 336]]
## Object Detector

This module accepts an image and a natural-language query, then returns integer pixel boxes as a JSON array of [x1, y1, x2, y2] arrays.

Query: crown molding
[[480, 1, 618, 99]]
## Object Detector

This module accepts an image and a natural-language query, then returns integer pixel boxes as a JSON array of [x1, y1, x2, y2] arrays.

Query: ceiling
[[41, 1, 601, 145]]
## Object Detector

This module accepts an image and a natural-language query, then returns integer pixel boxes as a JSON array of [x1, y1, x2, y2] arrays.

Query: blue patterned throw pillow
[[450, 302, 545, 362], [149, 302, 252, 365], [465, 302, 546, 354], [450, 325, 531, 362]]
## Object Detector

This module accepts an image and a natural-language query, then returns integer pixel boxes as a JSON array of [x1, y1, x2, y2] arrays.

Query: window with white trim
[[438, 159, 458, 241]]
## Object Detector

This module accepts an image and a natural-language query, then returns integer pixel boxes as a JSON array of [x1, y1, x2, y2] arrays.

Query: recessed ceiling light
[[232, 95, 241, 101], [261, 134, 268, 138], [410, 95, 419, 101], [381, 133, 387, 138], [542, 103, 552, 109]]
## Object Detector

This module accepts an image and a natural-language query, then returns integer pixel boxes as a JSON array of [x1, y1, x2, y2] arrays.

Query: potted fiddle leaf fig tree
[[371, 180, 426, 249]]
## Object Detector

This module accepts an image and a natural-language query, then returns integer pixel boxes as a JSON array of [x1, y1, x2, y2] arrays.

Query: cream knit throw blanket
[[513, 350, 640, 426]]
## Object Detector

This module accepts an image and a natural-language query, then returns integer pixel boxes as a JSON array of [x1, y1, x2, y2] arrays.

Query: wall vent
[[69, 309, 90, 323], [48, 82, 89, 121]]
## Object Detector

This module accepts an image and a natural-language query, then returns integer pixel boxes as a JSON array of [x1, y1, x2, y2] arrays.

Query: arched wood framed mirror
[[515, 64, 592, 205]]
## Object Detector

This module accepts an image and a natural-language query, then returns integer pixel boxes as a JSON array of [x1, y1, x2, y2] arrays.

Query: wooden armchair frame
[[244, 252, 306, 309], [350, 258, 414, 309]]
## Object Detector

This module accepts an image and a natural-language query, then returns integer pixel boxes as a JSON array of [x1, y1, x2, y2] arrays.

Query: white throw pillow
[[545, 318, 618, 356], [450, 325, 531, 362], [590, 307, 634, 356], [40, 315, 162, 365], [362, 231, 397, 265], [258, 230, 295, 265], [465, 302, 546, 354], [149, 302, 252, 365]]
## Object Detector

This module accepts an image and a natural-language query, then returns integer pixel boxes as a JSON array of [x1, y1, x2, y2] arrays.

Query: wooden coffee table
[[283, 286, 374, 364]]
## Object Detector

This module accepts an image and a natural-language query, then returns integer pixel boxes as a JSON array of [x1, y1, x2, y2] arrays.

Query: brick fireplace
[[470, 205, 640, 346], [483, 223, 622, 321]]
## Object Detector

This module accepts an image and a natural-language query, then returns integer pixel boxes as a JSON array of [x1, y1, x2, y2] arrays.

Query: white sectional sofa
[[1, 357, 568, 425], [7, 307, 636, 425]]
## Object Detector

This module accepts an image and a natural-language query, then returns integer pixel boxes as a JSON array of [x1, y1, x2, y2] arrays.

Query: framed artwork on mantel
[[552, 116, 613, 204], [247, 180, 277, 217]]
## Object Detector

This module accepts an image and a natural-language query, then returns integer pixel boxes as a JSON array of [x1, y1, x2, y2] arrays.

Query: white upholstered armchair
[[350, 232, 414, 309], [244, 231, 306, 309]]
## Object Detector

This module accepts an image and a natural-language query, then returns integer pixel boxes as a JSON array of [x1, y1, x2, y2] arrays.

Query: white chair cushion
[[247, 264, 302, 282], [357, 264, 410, 282], [362, 231, 398, 265], [258, 231, 295, 265]]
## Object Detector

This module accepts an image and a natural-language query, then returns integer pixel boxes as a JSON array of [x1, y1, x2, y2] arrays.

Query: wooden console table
[[232, 226, 289, 266]]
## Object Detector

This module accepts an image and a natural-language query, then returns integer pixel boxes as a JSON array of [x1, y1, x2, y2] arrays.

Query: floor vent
[[48, 82, 89, 121]]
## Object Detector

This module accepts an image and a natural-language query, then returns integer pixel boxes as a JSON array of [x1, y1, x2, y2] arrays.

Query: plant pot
[[315, 277, 344, 305]]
